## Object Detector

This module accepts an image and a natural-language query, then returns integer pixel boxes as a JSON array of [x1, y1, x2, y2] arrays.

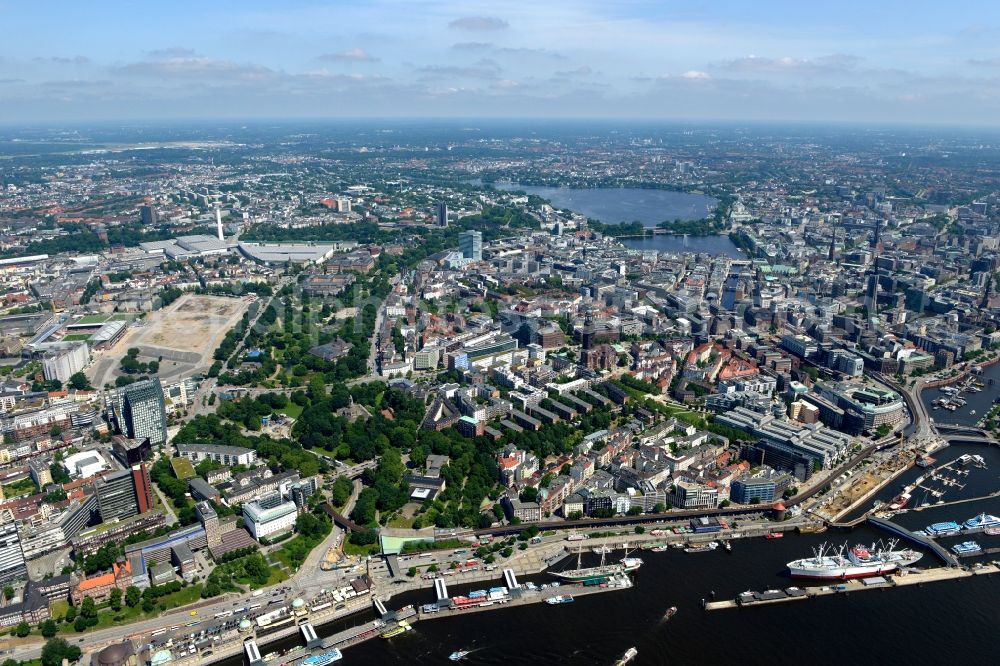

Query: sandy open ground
[[88, 293, 250, 386], [142, 294, 246, 356]]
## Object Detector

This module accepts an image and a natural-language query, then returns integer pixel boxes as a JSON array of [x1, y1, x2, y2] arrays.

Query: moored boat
[[787, 540, 922, 579], [887, 492, 911, 511], [964, 513, 1000, 530], [381, 620, 412, 639], [952, 541, 982, 555], [553, 545, 643, 583], [302, 650, 343, 666], [925, 521, 962, 537], [545, 595, 575, 605], [663, 606, 678, 621], [449, 650, 471, 661]]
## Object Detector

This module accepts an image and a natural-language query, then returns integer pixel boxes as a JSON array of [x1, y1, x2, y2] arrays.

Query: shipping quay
[[200, 569, 633, 666], [704, 562, 1000, 611]]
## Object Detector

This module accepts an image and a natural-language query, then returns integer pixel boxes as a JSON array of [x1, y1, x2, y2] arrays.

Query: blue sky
[[2, 0, 999, 124]]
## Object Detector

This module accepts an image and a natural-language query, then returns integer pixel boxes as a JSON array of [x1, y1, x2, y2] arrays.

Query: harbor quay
[[415, 577, 632, 622], [704, 562, 1000, 611], [194, 575, 633, 666]]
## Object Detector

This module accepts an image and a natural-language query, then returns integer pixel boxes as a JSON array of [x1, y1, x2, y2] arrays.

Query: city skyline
[[2, 1, 1000, 125]]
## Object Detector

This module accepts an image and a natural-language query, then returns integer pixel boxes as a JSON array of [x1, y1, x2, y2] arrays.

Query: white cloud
[[448, 16, 509, 31], [682, 70, 710, 79], [318, 48, 379, 63]]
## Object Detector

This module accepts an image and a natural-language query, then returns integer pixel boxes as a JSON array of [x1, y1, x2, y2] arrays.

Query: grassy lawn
[[156, 583, 204, 609], [49, 600, 70, 620], [386, 515, 414, 528], [264, 568, 289, 586], [57, 584, 204, 635], [2, 478, 38, 499], [277, 402, 303, 419], [342, 541, 380, 557], [61, 333, 92, 342], [170, 457, 196, 479], [77, 314, 109, 324]]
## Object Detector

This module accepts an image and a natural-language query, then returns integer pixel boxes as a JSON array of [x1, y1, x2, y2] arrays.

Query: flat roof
[[238, 242, 335, 265]]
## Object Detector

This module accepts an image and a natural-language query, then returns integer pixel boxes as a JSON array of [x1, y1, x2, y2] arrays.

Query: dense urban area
[[0, 122, 999, 666]]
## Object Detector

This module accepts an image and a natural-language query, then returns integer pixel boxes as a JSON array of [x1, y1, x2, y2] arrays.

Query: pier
[[418, 578, 632, 622], [244, 639, 264, 666], [372, 596, 388, 617], [868, 516, 958, 565], [298, 622, 320, 648], [704, 563, 1000, 611], [317, 607, 418, 653]]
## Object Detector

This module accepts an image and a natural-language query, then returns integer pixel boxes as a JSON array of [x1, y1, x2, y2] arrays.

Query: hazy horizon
[[3, 1, 1000, 126]]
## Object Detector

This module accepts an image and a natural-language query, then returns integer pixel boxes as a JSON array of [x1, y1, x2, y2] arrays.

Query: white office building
[[242, 500, 298, 541], [42, 343, 89, 383]]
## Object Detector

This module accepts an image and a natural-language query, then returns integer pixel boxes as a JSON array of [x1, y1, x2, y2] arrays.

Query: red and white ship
[[887, 492, 911, 511], [787, 541, 922, 580]]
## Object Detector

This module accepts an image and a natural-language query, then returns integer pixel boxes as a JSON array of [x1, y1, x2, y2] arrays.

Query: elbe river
[[224, 441, 1000, 666]]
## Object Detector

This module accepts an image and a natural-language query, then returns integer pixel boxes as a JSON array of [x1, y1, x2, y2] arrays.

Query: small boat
[[381, 620, 412, 639], [449, 650, 471, 662], [765, 532, 784, 539], [663, 606, 678, 621], [952, 541, 982, 555], [887, 492, 911, 511], [545, 595, 575, 605], [615, 647, 638, 666], [302, 649, 343, 666], [684, 542, 719, 553], [722, 540, 732, 552]]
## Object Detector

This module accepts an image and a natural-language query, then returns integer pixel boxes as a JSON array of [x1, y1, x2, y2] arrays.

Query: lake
[[489, 183, 717, 227], [620, 234, 745, 258]]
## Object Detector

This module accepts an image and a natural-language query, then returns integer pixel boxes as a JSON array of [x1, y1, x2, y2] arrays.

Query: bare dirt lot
[[145, 295, 245, 354], [89, 293, 250, 386]]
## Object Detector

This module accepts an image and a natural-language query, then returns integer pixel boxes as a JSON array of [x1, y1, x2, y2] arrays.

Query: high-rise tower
[[216, 206, 225, 241]]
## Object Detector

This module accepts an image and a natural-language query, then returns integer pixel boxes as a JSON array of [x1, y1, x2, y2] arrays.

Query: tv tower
[[215, 206, 224, 242]]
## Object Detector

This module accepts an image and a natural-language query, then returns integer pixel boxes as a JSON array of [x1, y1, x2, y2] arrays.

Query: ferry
[[952, 541, 983, 555], [449, 650, 471, 662], [545, 595, 575, 605], [925, 521, 962, 537], [381, 620, 412, 639], [301, 650, 343, 666], [787, 540, 922, 579], [964, 513, 1000, 530], [765, 532, 784, 539], [615, 647, 638, 666], [887, 492, 911, 511]]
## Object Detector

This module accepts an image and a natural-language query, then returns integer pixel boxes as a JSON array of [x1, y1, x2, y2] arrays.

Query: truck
[[252, 590, 264, 598]]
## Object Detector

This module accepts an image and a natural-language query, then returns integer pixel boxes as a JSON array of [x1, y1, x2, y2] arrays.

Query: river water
[[225, 445, 1000, 665], [920, 362, 1000, 426]]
